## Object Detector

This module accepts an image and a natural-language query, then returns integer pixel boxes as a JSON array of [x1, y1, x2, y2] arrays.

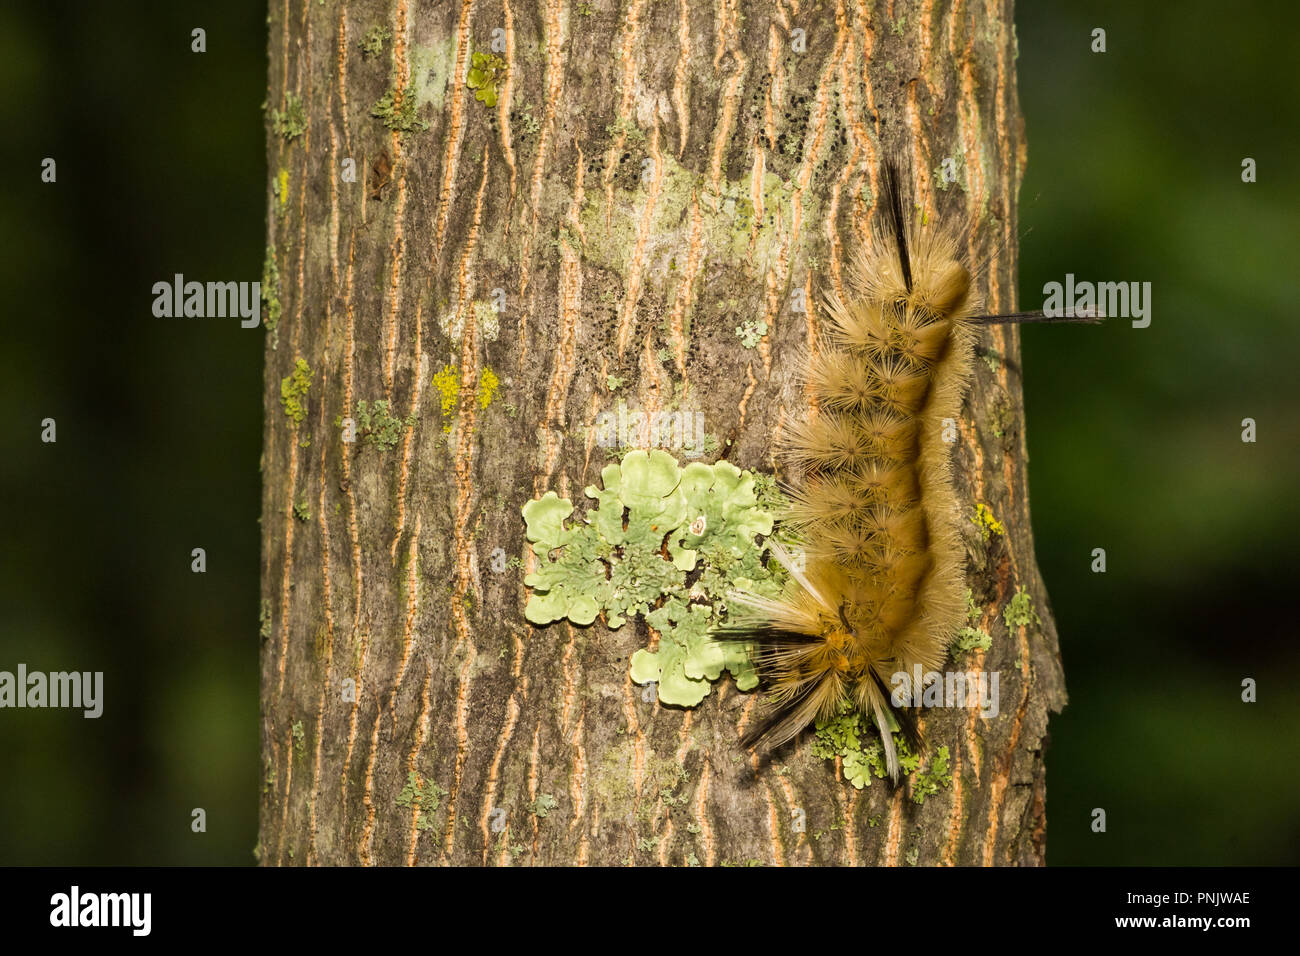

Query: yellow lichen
[[280, 358, 313, 426], [432, 364, 459, 433], [431, 364, 500, 432], [973, 502, 1005, 540], [477, 368, 500, 409]]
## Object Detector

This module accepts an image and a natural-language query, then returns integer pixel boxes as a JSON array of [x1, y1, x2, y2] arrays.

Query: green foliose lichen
[[261, 246, 281, 347], [527, 793, 559, 818], [1003, 586, 1040, 631], [280, 359, 313, 426], [339, 399, 416, 451], [951, 588, 992, 656], [734, 318, 768, 349], [359, 25, 391, 58], [522, 449, 780, 707], [910, 745, 952, 805], [811, 701, 888, 788], [395, 771, 446, 832], [271, 93, 307, 141], [810, 700, 945, 794], [467, 51, 507, 107], [952, 626, 992, 654], [372, 79, 429, 133]]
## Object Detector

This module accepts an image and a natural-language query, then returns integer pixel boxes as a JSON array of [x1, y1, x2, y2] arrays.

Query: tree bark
[[259, 0, 1065, 866]]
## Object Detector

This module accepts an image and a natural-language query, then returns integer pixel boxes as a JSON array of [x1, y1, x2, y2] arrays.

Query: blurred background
[[0, 1, 1294, 865], [1017, 0, 1300, 864]]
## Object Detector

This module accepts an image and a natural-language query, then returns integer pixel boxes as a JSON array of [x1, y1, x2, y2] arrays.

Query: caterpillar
[[716, 161, 1096, 781]]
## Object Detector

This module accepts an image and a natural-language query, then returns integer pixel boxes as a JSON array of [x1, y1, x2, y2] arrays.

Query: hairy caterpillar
[[717, 162, 1095, 781]]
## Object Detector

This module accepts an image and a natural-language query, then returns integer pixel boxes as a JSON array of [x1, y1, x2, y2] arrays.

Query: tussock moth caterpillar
[[716, 162, 1096, 782]]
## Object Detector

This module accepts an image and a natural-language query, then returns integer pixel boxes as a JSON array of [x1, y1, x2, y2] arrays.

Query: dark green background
[[0, 1, 1294, 864]]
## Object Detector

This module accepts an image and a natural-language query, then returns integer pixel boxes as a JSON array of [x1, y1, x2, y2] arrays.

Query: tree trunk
[[258, 0, 1064, 866]]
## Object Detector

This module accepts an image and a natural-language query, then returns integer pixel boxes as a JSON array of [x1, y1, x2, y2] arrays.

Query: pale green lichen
[[517, 101, 541, 135], [911, 746, 952, 805], [811, 701, 888, 788], [261, 246, 281, 348], [605, 117, 647, 144], [527, 793, 558, 818], [438, 307, 465, 342], [338, 399, 417, 451], [292, 496, 311, 522], [952, 626, 993, 654], [372, 79, 429, 133], [810, 700, 943, 793], [1003, 586, 1040, 631], [280, 359, 313, 426], [291, 720, 305, 760], [258, 599, 272, 640], [952, 588, 993, 655], [933, 156, 968, 194], [271, 93, 307, 141], [734, 318, 768, 348], [396, 771, 446, 832], [407, 38, 456, 113], [522, 449, 780, 707], [359, 25, 391, 58], [471, 300, 501, 343]]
